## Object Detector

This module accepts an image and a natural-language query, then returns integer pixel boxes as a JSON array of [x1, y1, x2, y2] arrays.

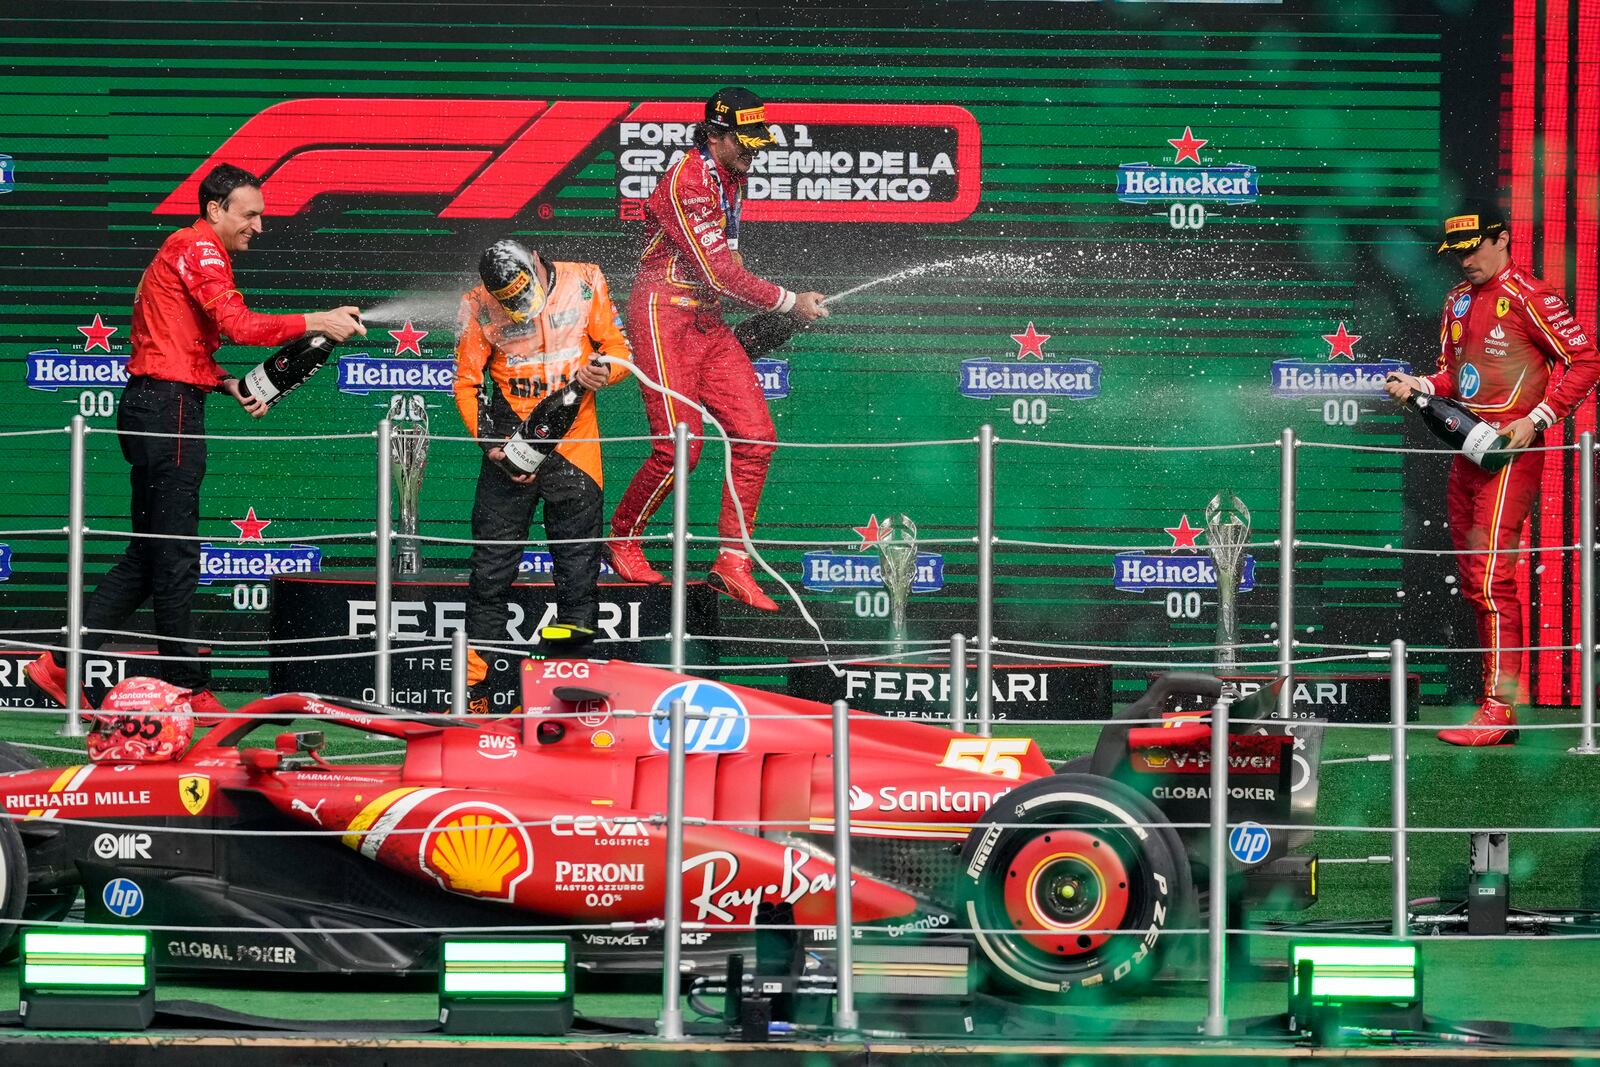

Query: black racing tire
[[1055, 755, 1092, 775], [0, 739, 44, 774], [0, 817, 26, 959], [958, 772, 1192, 998]]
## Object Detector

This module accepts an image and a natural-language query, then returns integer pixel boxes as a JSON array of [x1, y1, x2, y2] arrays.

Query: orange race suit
[[1416, 260, 1599, 701], [453, 260, 631, 685], [610, 145, 797, 551]]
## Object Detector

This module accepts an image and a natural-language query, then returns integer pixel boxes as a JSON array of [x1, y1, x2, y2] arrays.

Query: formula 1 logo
[[156, 99, 981, 223]]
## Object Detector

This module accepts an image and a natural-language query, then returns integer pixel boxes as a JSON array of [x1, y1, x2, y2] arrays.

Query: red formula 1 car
[[0, 661, 1319, 997]]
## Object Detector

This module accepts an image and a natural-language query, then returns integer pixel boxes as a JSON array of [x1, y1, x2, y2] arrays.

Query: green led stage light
[[19, 929, 155, 1030], [438, 936, 574, 1035], [1289, 942, 1423, 1042]]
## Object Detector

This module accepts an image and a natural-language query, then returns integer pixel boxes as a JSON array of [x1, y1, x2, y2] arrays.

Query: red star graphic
[[1165, 515, 1204, 550], [1168, 126, 1208, 165], [388, 320, 428, 357], [77, 314, 117, 352], [853, 515, 882, 550], [1322, 321, 1362, 360], [230, 507, 271, 542], [1010, 321, 1051, 360]]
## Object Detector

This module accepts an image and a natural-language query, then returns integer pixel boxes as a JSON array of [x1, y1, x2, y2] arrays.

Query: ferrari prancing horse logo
[[178, 774, 211, 815]]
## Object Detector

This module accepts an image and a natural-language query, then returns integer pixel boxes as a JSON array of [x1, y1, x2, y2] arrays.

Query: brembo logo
[[155, 99, 980, 223]]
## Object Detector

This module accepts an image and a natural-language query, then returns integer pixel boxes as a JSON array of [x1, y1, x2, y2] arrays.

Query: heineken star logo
[[1164, 515, 1203, 550], [77, 314, 118, 352], [1010, 321, 1050, 359], [1322, 321, 1362, 360], [1168, 126, 1208, 165], [388, 320, 428, 356]]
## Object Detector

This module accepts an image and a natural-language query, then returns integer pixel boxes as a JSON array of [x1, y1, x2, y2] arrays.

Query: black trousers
[[466, 452, 604, 657], [79, 376, 210, 690]]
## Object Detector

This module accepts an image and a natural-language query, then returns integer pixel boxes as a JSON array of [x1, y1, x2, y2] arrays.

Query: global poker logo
[[959, 322, 1101, 401], [801, 516, 945, 593], [1271, 321, 1412, 397], [1113, 515, 1256, 592], [337, 320, 454, 395], [1117, 126, 1259, 206]]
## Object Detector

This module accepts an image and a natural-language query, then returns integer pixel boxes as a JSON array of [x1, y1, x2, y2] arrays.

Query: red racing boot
[[708, 550, 778, 612], [1437, 698, 1519, 747], [23, 652, 93, 711], [607, 540, 666, 585]]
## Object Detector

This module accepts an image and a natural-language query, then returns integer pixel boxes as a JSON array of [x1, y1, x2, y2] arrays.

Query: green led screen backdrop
[[0, 1, 1538, 707]]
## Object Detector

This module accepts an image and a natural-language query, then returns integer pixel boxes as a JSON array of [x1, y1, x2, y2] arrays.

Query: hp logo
[[1458, 363, 1481, 400], [1228, 821, 1272, 865], [102, 877, 145, 918], [649, 680, 750, 754]]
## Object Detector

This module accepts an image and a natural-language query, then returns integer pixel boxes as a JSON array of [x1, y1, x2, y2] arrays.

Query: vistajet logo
[[197, 545, 322, 584], [959, 358, 1100, 400], [336, 355, 455, 395], [1272, 359, 1410, 397], [801, 552, 944, 593], [752, 357, 789, 400], [1113, 553, 1255, 593], [25, 350, 130, 391]]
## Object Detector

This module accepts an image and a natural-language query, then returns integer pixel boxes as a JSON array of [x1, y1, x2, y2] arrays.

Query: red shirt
[[127, 220, 305, 388], [634, 147, 794, 315], [1420, 260, 1599, 429]]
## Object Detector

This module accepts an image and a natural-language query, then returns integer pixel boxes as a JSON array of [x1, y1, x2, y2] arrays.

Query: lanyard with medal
[[696, 145, 740, 251]]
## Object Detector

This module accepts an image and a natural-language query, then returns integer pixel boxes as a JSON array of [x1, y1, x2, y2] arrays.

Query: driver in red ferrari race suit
[[607, 86, 830, 611], [1386, 201, 1599, 745]]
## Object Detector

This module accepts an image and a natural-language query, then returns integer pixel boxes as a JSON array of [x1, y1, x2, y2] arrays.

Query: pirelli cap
[[1437, 200, 1508, 255], [479, 239, 546, 323], [705, 86, 776, 150]]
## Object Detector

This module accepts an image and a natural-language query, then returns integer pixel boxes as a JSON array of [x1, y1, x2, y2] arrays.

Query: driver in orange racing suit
[[454, 240, 631, 714]]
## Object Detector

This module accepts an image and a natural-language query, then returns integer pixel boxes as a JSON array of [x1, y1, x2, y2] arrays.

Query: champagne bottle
[[734, 310, 802, 360], [1396, 383, 1511, 471], [240, 333, 336, 408], [501, 378, 588, 475]]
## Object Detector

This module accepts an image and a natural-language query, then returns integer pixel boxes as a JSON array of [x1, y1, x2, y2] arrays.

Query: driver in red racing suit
[[607, 87, 830, 611], [1386, 201, 1599, 745]]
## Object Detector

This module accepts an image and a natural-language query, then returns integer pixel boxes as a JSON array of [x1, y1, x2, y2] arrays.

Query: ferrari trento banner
[[0, 1, 1502, 706]]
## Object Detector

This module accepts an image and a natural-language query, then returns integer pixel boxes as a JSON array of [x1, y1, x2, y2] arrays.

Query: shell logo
[[419, 802, 533, 902]]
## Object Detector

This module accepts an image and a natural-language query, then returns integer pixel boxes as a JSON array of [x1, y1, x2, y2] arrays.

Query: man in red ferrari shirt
[[1385, 200, 1599, 745], [25, 163, 364, 718], [607, 87, 830, 610]]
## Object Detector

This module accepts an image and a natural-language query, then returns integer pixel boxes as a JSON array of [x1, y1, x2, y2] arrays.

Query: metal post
[[60, 417, 86, 739], [670, 423, 690, 674], [451, 628, 468, 716], [1204, 690, 1230, 1037], [1277, 428, 1296, 717], [1575, 432, 1598, 753], [658, 696, 688, 1041], [830, 699, 859, 1034], [374, 419, 393, 707], [948, 632, 967, 732], [1390, 639, 1409, 936], [976, 425, 994, 737]]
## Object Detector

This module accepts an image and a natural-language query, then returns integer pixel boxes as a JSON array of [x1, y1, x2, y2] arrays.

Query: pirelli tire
[[958, 772, 1191, 998], [0, 817, 25, 959]]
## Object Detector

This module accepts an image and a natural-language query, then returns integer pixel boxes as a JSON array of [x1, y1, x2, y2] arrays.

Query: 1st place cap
[[1437, 200, 1507, 255], [705, 86, 775, 150]]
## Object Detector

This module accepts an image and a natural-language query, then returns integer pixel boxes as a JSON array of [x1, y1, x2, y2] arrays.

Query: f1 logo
[[156, 99, 981, 223], [154, 98, 632, 219]]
